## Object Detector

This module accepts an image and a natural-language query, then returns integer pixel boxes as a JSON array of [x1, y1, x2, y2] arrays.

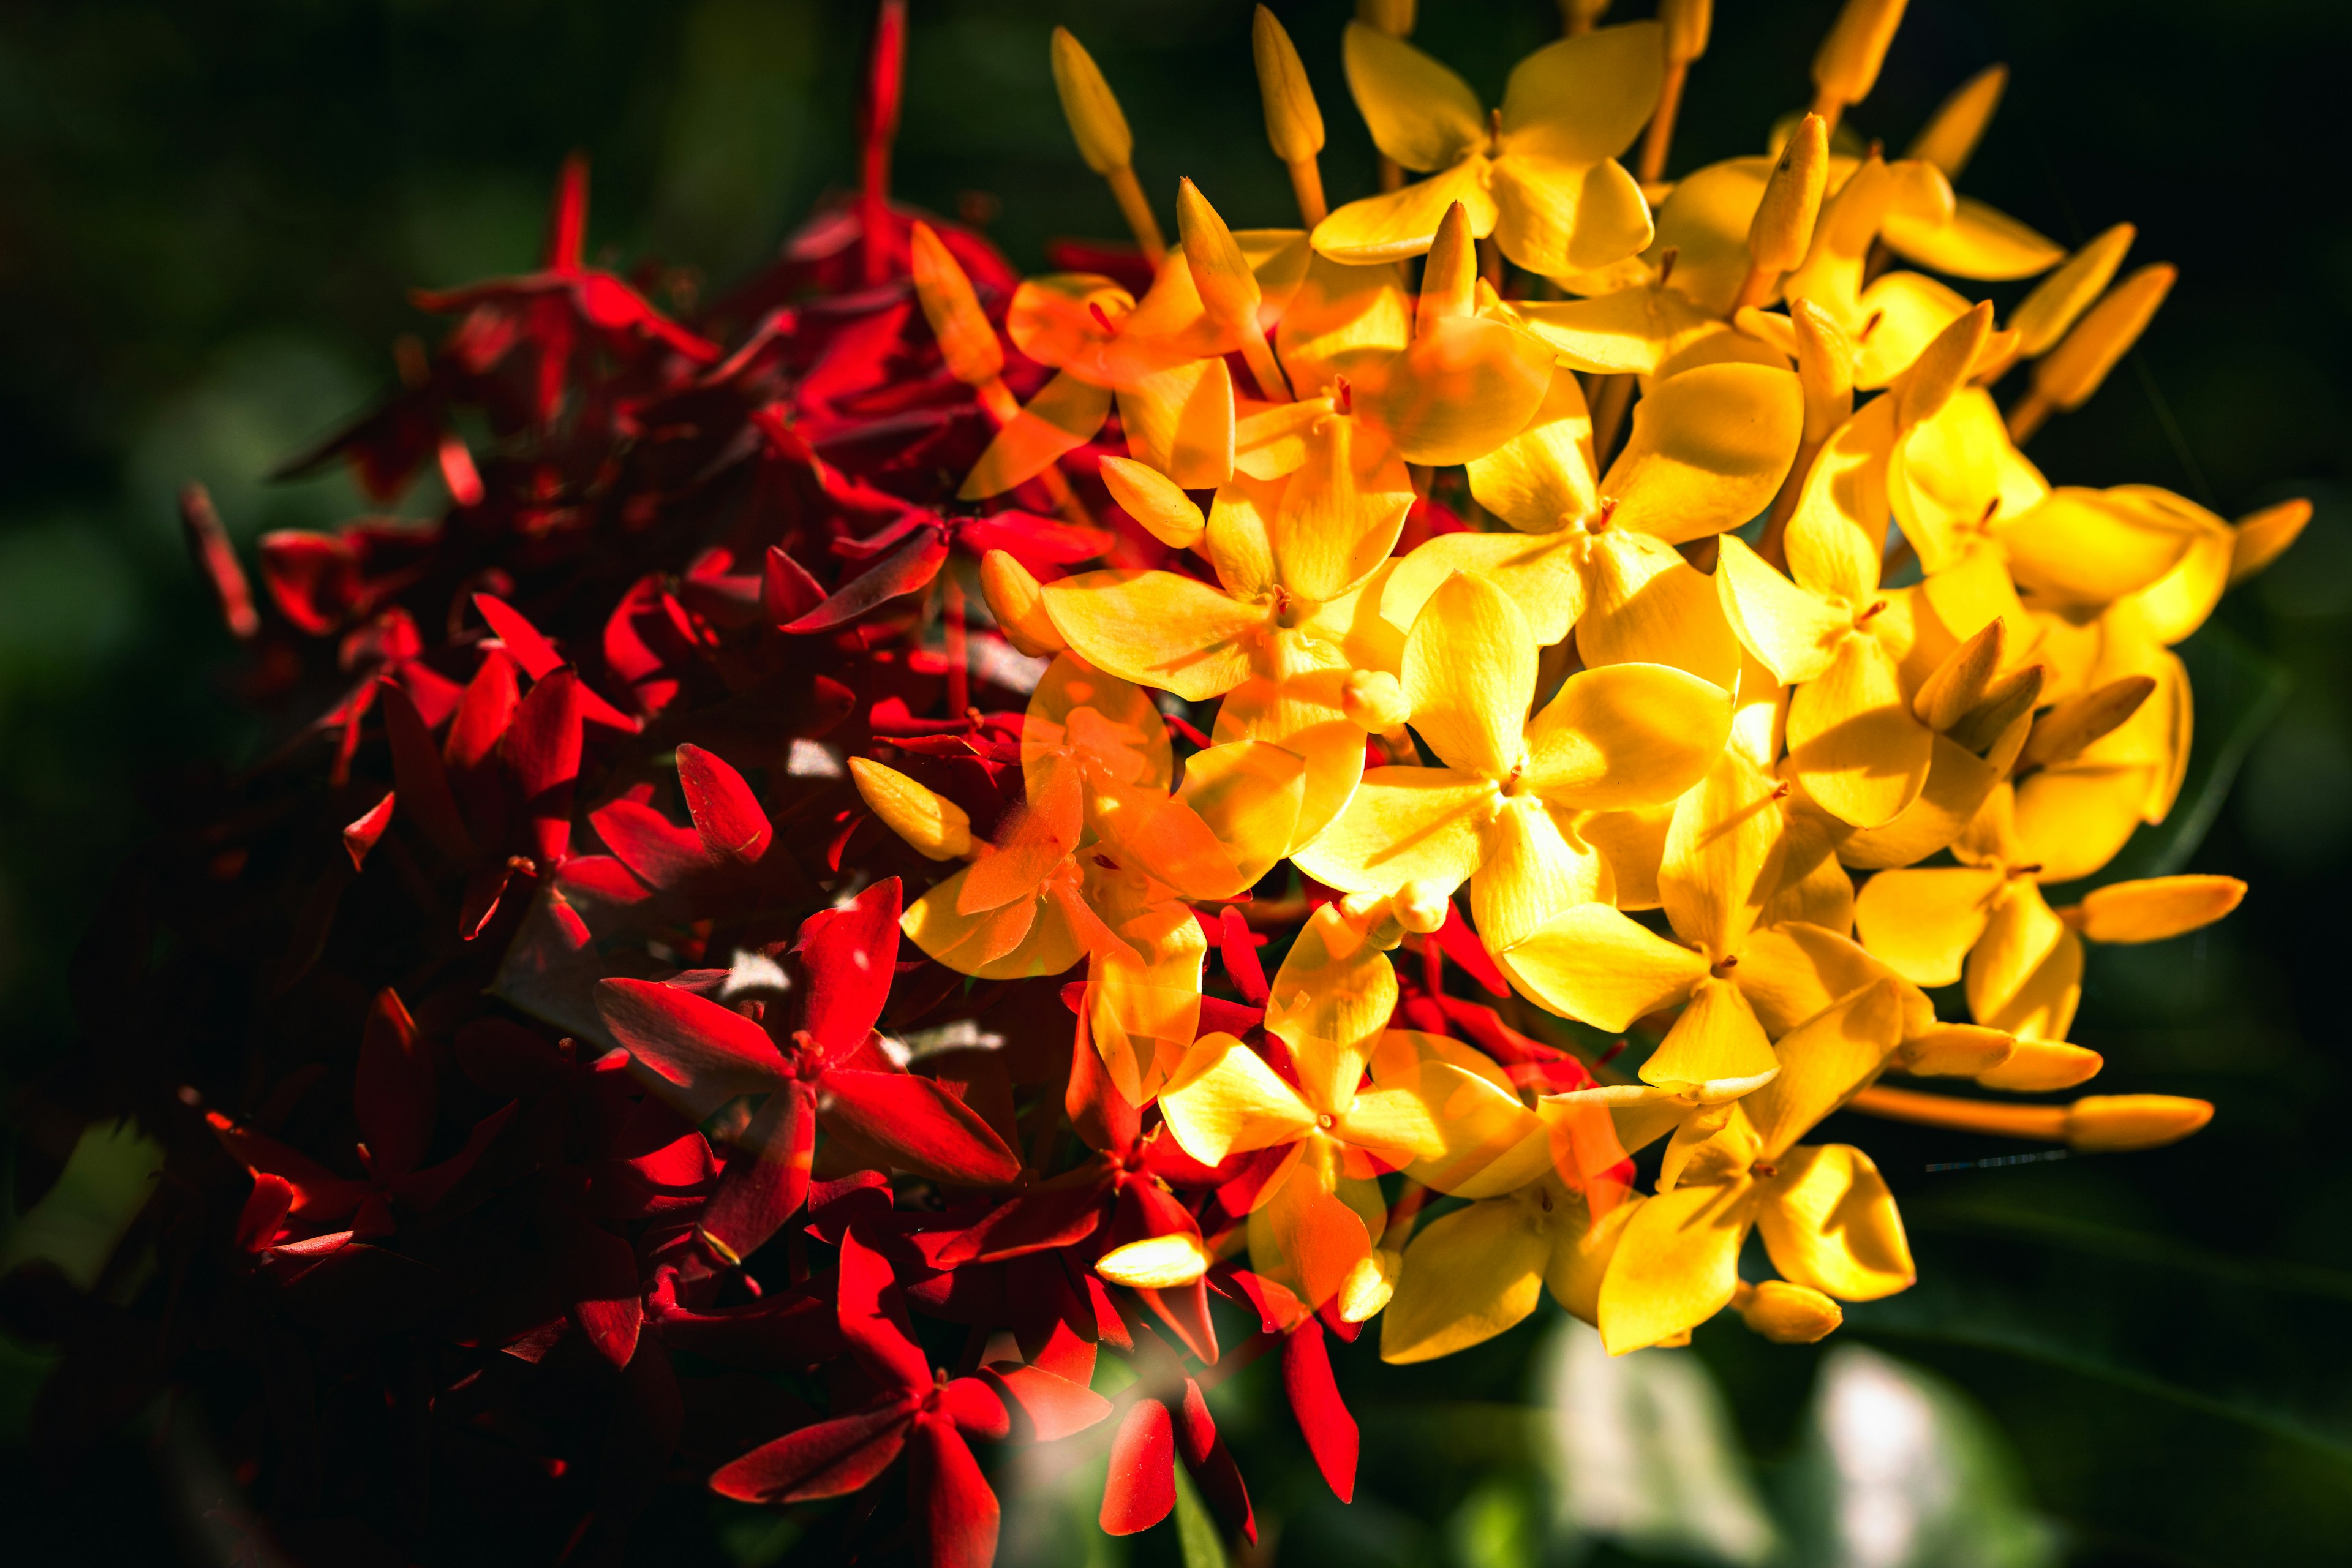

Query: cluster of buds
[[7, 2, 2299, 1565]]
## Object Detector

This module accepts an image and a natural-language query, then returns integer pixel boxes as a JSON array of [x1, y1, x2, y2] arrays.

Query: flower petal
[[1340, 21, 1488, 172], [1524, 661, 1733, 810], [1465, 366, 1599, 531], [1659, 748, 1789, 962], [1499, 901, 1708, 1033], [1578, 530, 1744, 688], [1312, 160, 1499, 265], [1597, 1178, 1756, 1354], [1379, 1197, 1550, 1363], [1403, 571, 1536, 780], [1291, 765, 1493, 896], [1852, 865, 2005, 987], [1741, 980, 1906, 1159], [1471, 797, 1610, 954], [1117, 356, 1235, 491], [1041, 570, 1261, 701], [1715, 533, 1847, 684], [1158, 1034, 1319, 1166], [1382, 528, 1585, 646], [1640, 975, 1777, 1089], [1373, 316, 1558, 467], [960, 369, 1114, 499], [1785, 633, 1935, 829], [1966, 881, 2082, 1040], [1754, 1144, 1913, 1300], [1496, 21, 1663, 165], [1602, 364, 1804, 544]]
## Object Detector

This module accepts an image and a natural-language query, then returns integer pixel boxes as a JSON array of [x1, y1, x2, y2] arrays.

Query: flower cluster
[[7, 1, 2304, 1565]]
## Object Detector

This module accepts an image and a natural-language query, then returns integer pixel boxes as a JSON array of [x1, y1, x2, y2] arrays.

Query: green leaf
[[1171, 1460, 1230, 1568]]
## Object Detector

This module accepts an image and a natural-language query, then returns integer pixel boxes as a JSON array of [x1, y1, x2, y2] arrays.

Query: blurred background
[[2, 1, 2348, 1563]]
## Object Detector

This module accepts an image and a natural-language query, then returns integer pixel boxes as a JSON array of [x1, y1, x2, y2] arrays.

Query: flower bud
[[1660, 0, 1712, 64], [848, 758, 973, 861], [978, 549, 1067, 658], [1812, 0, 1909, 111], [1747, 113, 1830, 279], [1392, 878, 1452, 935], [1175, 178, 1262, 336], [1253, 6, 1324, 163], [2010, 223, 2135, 358], [2070, 875, 2246, 945], [1356, 0, 1415, 36], [1911, 616, 2005, 733], [2034, 262, 2175, 413], [1050, 27, 1133, 175], [2065, 1093, 2213, 1152], [1944, 660, 2043, 755], [1341, 668, 1411, 732], [1895, 1022, 2014, 1078], [1907, 63, 2006, 178], [1896, 300, 1994, 430], [2228, 498, 2311, 587], [2018, 674, 2155, 772], [1095, 1231, 1213, 1289], [1099, 456, 1206, 549], [1561, 0, 1612, 34], [908, 222, 1002, 388], [1339, 1246, 1402, 1323], [1733, 1279, 1844, 1344], [1416, 202, 1478, 338], [1789, 297, 1856, 444], [1976, 1039, 2103, 1091]]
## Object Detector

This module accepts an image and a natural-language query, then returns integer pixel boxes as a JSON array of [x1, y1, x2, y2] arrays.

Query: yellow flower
[[1295, 570, 1732, 954], [1313, 21, 1662, 273]]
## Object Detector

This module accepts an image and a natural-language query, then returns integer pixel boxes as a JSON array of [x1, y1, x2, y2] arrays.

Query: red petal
[[1434, 900, 1508, 996], [1177, 1377, 1256, 1544], [981, 1363, 1112, 1443], [544, 150, 589, 275], [956, 510, 1114, 567], [800, 878, 902, 1048], [934, 1169, 1108, 1266], [1281, 1316, 1358, 1502], [709, 1400, 913, 1502], [590, 797, 712, 890], [699, 1082, 815, 1265], [475, 592, 639, 731], [341, 790, 396, 871], [910, 1413, 1000, 1568], [446, 646, 521, 774], [179, 483, 258, 639], [837, 1226, 933, 1392], [235, 1172, 295, 1251], [818, 1069, 1021, 1188], [676, 744, 772, 863], [1066, 1013, 1141, 1155], [595, 979, 788, 1115], [1138, 1276, 1219, 1365], [1099, 1399, 1176, 1535], [1216, 907, 1270, 1005], [936, 1376, 1011, 1441], [762, 546, 827, 627], [355, 988, 434, 1178], [258, 530, 360, 635], [206, 1112, 365, 1224], [785, 529, 948, 632], [504, 668, 582, 867]]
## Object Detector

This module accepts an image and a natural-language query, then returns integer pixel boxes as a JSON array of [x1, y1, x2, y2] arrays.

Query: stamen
[[1332, 374, 1353, 416]]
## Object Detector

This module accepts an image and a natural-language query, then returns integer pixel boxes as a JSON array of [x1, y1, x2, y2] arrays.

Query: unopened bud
[[848, 757, 973, 861], [1747, 113, 1831, 277], [1660, 0, 1713, 64], [1393, 878, 1452, 935], [2228, 498, 2311, 587], [1050, 28, 1133, 175], [979, 551, 1066, 658], [1340, 1246, 1403, 1322], [2065, 1093, 2212, 1152], [1094, 1231, 1213, 1289], [1912, 616, 2005, 733], [2010, 224, 2135, 358], [1732, 1279, 1843, 1343], [1417, 202, 1478, 338], [1175, 178, 1262, 335], [1976, 1038, 2103, 1091], [2034, 262, 2175, 413], [1944, 660, 2043, 755], [1341, 669, 1411, 732], [1896, 1022, 2014, 1078], [1907, 63, 2006, 177], [1253, 6, 1324, 163], [2070, 875, 2246, 945], [2018, 674, 2155, 772], [1099, 456, 1206, 550], [908, 222, 1002, 388], [1357, 0, 1415, 36], [1812, 0, 1909, 111], [1561, 0, 1613, 34], [1896, 300, 1994, 429], [1789, 297, 1856, 444]]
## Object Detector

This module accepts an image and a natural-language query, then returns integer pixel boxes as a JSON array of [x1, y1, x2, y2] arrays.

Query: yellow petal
[[1471, 796, 1611, 954], [1490, 153, 1655, 277], [959, 369, 1114, 499], [1762, 807, 1855, 935], [1177, 739, 1309, 895], [1252, 1153, 1378, 1316], [1966, 882, 2082, 1041], [1597, 1178, 1756, 1354], [1659, 748, 1789, 962], [848, 757, 971, 861], [2073, 875, 2245, 945], [1754, 1144, 1913, 1300], [1782, 397, 1896, 606], [1273, 415, 1417, 601], [1095, 1232, 1213, 1289], [1371, 315, 1557, 466], [1382, 529, 1585, 646], [1648, 156, 1775, 315], [1743, 981, 1905, 1159], [1087, 902, 1206, 1102], [1403, 571, 1536, 779], [1642, 975, 1777, 1089], [1210, 646, 1367, 851], [1379, 1197, 1552, 1363], [1039, 570, 1260, 702], [1601, 363, 1804, 544], [1547, 1188, 1643, 1324], [1578, 531, 1744, 690], [1977, 1038, 2103, 1091], [2228, 497, 2310, 588], [960, 758, 1084, 913], [1115, 357, 1235, 492], [1465, 366, 1598, 530], [2010, 764, 2153, 885], [1498, 901, 1708, 1032], [1714, 533, 1847, 684], [1005, 273, 1131, 371], [1098, 454, 1207, 551], [1496, 21, 1662, 164], [2111, 484, 2232, 644], [1231, 396, 1328, 481], [1852, 865, 2004, 987], [1894, 1022, 2016, 1080], [1785, 632, 1935, 829], [1581, 802, 1676, 910], [1525, 661, 1732, 812], [1275, 252, 1414, 391], [1205, 473, 1278, 597], [1267, 902, 1401, 1115], [1313, 159, 1499, 265], [1513, 282, 1720, 375], [1888, 386, 2048, 574], [903, 870, 1083, 981], [1733, 919, 1904, 1038], [1880, 195, 2064, 282], [1158, 1033, 1319, 1164], [1024, 654, 1173, 795], [1339, 21, 1487, 172], [1991, 487, 2198, 607], [1292, 765, 1494, 896]]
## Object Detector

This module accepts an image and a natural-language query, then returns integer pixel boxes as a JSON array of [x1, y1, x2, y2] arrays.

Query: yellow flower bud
[[1944, 661, 2043, 755], [2034, 262, 2175, 413], [2065, 1093, 2213, 1153], [1747, 113, 1830, 279], [2010, 223, 2135, 358], [1561, 0, 1612, 35], [2228, 498, 2311, 587], [1342, 668, 1411, 733], [1098, 456, 1205, 550], [1252, 6, 1324, 163], [1392, 879, 1452, 936], [1094, 1231, 1213, 1289], [1732, 1279, 1843, 1344], [2070, 875, 2246, 945], [908, 222, 1002, 389], [1910, 616, 2005, 733], [1907, 63, 2007, 178], [1976, 1039, 2103, 1092], [1175, 178, 1262, 336], [1339, 1246, 1402, 1322], [1812, 0, 1909, 115], [1896, 1022, 2015, 1079], [1415, 202, 1478, 339], [847, 757, 973, 861], [2018, 674, 2155, 772], [978, 550, 1067, 659], [1789, 296, 1856, 445], [1896, 299, 1994, 430], [1660, 0, 1712, 64], [1355, 0, 1415, 36], [1050, 27, 1133, 176]]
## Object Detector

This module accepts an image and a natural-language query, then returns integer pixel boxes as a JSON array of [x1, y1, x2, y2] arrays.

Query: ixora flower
[[41, 2, 2306, 1566]]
